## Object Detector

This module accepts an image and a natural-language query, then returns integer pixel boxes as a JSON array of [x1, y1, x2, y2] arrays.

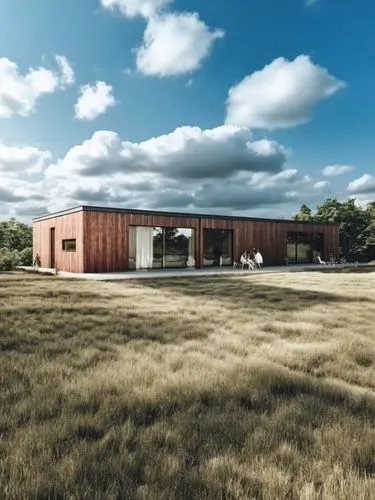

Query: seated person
[[240, 251, 255, 269]]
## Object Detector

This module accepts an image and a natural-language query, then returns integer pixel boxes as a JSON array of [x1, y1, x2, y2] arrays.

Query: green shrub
[[0, 247, 23, 271], [19, 247, 33, 266]]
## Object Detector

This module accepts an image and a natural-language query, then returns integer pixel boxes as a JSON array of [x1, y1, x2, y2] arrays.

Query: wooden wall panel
[[83, 211, 127, 273], [200, 218, 339, 266], [82, 210, 339, 272], [83, 211, 200, 273], [33, 211, 84, 272]]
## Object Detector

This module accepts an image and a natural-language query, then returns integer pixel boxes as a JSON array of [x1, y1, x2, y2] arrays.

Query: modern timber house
[[32, 205, 340, 274]]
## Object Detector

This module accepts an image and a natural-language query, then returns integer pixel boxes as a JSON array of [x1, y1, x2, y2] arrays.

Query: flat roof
[[32, 205, 338, 226]]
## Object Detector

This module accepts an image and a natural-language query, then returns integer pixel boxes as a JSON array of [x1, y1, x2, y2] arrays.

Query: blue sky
[[0, 0, 374, 220]]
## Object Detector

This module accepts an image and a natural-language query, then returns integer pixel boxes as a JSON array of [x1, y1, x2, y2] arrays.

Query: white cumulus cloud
[[45, 125, 288, 181], [314, 180, 329, 189], [0, 174, 46, 204], [0, 143, 51, 175], [101, 0, 171, 18], [101, 0, 224, 77], [322, 164, 354, 177], [225, 55, 346, 129], [136, 13, 224, 77], [0, 55, 75, 118], [347, 174, 375, 194], [35, 125, 329, 217], [0, 124, 332, 220], [74, 81, 116, 120]]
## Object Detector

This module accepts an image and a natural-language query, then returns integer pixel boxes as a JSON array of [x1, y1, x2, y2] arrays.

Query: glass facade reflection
[[152, 227, 163, 268], [296, 232, 313, 264], [287, 233, 296, 264], [203, 229, 233, 266], [128, 226, 195, 269], [286, 232, 324, 264], [311, 233, 324, 261]]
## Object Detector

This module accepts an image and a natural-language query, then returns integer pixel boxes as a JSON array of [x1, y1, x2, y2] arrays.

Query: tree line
[[293, 198, 375, 262], [0, 218, 33, 270]]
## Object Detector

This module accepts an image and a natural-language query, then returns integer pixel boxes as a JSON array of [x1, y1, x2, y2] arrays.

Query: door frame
[[50, 227, 56, 269], [202, 228, 234, 267]]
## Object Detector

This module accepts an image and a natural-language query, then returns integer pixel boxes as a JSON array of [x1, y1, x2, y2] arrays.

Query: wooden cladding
[[82, 211, 199, 273], [33, 207, 339, 273], [33, 212, 84, 272], [81, 210, 339, 273]]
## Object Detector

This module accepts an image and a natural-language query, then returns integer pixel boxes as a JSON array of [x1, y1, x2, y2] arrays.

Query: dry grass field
[[1, 270, 375, 499]]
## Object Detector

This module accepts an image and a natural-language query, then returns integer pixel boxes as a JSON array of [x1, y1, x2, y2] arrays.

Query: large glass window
[[311, 233, 324, 261], [164, 228, 194, 268], [128, 226, 195, 269], [296, 232, 313, 264], [286, 232, 324, 264], [286, 233, 296, 263], [203, 229, 233, 267], [128, 226, 137, 270], [152, 227, 163, 268]]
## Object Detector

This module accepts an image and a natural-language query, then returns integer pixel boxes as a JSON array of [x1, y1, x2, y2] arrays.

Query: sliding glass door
[[128, 226, 195, 269], [203, 229, 233, 267], [164, 228, 194, 268], [152, 227, 163, 268], [311, 233, 324, 261], [296, 232, 313, 263], [286, 232, 324, 264], [286, 233, 297, 263]]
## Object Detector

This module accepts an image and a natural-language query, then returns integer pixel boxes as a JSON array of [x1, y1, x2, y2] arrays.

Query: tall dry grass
[[1, 270, 375, 499]]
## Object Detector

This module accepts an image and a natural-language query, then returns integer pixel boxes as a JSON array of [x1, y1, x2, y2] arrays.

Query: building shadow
[[134, 274, 370, 314]]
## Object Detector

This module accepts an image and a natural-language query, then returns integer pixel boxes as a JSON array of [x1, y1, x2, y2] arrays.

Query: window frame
[[62, 238, 77, 252]]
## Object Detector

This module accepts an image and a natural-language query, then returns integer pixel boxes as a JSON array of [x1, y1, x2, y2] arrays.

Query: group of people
[[239, 248, 263, 270]]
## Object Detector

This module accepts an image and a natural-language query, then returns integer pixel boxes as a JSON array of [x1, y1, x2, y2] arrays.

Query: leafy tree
[[314, 198, 342, 223], [0, 218, 32, 252], [293, 204, 312, 221], [363, 202, 375, 261], [293, 198, 375, 262], [0, 218, 33, 270], [316, 198, 368, 261]]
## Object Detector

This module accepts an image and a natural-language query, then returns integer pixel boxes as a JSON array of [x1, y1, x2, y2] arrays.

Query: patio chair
[[240, 255, 254, 270], [317, 256, 327, 265], [248, 259, 256, 270]]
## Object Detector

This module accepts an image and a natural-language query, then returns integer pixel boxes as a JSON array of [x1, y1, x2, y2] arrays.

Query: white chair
[[186, 256, 195, 267], [317, 256, 327, 265], [240, 255, 254, 270]]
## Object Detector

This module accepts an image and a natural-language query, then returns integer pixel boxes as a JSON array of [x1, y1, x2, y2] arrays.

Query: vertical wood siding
[[32, 211, 84, 273], [83, 211, 199, 272], [210, 219, 340, 265], [81, 210, 339, 273]]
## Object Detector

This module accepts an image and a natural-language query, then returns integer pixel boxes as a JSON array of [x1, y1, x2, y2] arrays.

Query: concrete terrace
[[17, 263, 363, 280]]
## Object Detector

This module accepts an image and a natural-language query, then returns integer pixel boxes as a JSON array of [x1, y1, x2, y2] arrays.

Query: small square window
[[62, 239, 76, 251]]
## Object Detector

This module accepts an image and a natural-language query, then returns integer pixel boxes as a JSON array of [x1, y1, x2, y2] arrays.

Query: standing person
[[254, 249, 263, 269], [33, 253, 41, 269]]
